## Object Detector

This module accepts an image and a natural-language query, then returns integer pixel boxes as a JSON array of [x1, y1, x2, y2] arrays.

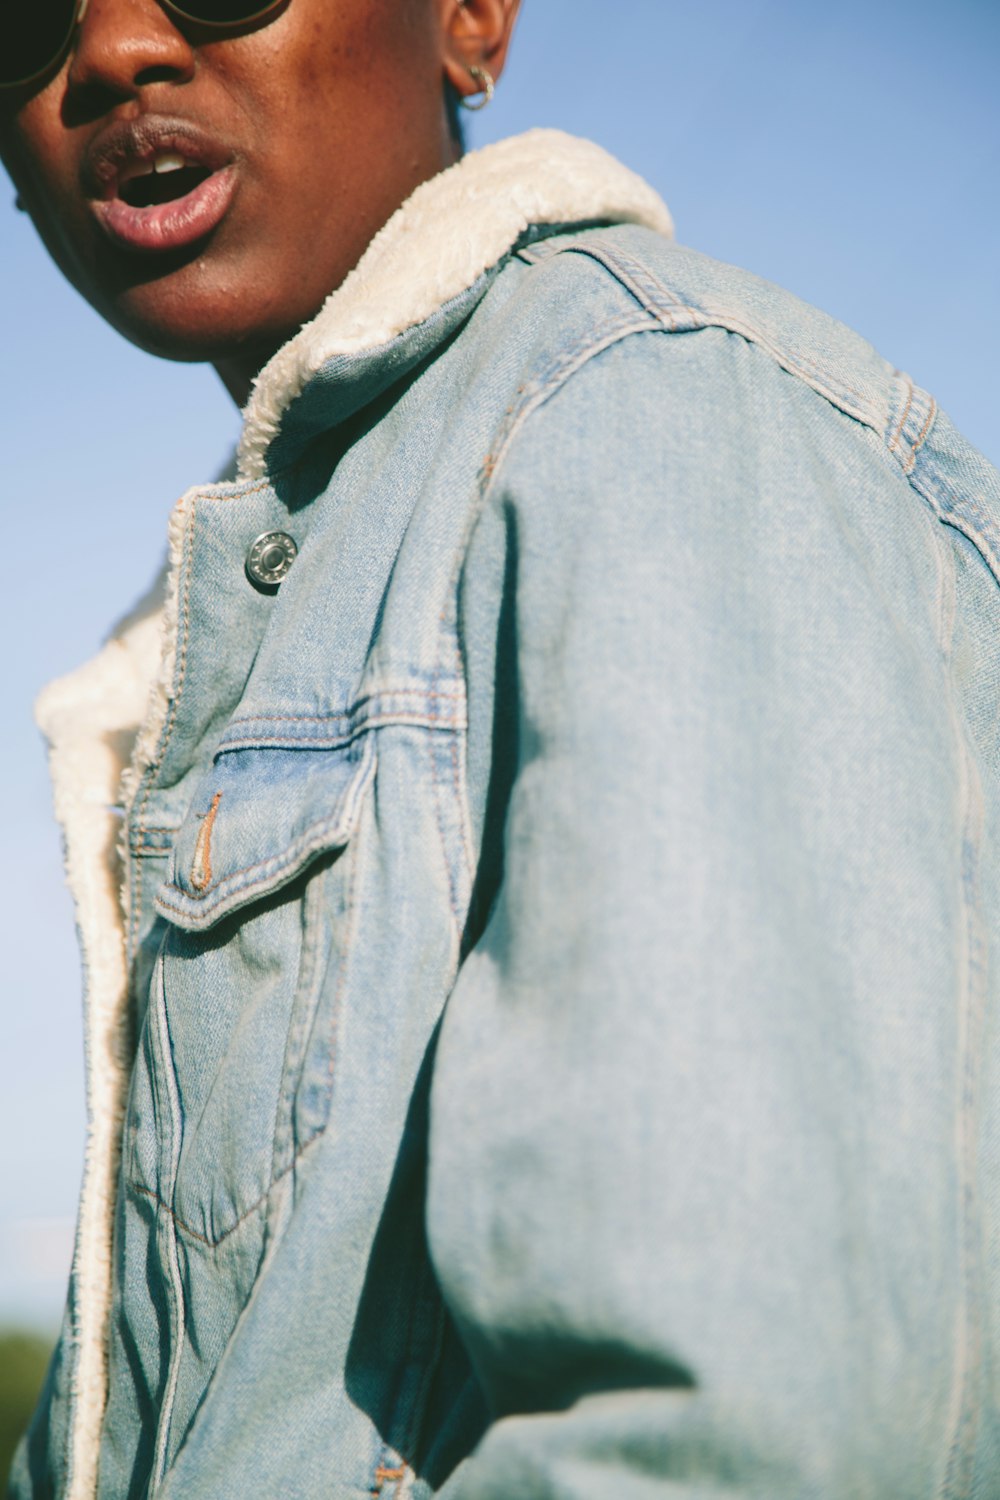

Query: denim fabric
[[13, 221, 1000, 1499]]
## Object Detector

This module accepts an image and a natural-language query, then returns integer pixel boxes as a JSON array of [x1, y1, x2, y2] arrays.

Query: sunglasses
[[1, 0, 285, 90]]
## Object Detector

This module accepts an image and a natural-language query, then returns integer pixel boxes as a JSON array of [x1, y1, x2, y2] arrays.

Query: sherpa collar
[[237, 128, 672, 478], [35, 128, 671, 1500]]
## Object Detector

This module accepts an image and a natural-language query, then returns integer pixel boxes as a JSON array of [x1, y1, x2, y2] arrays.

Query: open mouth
[[91, 152, 237, 255], [86, 120, 238, 255], [118, 155, 214, 210]]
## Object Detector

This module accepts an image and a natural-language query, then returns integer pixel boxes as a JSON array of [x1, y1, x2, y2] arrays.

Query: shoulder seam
[[536, 235, 887, 434], [479, 308, 660, 492]]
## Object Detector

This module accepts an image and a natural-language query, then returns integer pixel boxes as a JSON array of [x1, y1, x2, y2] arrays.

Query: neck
[[214, 130, 465, 412]]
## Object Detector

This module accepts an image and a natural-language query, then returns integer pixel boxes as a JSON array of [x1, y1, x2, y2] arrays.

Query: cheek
[[1, 0, 451, 363], [5, 83, 73, 202], [3, 88, 92, 279]]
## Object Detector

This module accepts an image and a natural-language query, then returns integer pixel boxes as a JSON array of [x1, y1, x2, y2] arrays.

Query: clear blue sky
[[1, 0, 998, 1330]]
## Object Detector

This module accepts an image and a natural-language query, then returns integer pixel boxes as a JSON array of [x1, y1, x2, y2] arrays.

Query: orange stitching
[[371, 1464, 409, 1498], [218, 714, 465, 751], [561, 240, 681, 320], [909, 396, 937, 463], [189, 791, 222, 892], [157, 842, 326, 917], [887, 375, 915, 455], [158, 756, 375, 914], [127, 482, 271, 937], [562, 235, 875, 415], [130, 497, 197, 956], [200, 477, 273, 502], [220, 714, 464, 738], [134, 1180, 254, 1248], [227, 696, 465, 723], [128, 1130, 321, 1248]]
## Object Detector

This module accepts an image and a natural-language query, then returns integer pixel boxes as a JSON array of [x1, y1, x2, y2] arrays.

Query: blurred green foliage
[[1, 1332, 52, 1491]]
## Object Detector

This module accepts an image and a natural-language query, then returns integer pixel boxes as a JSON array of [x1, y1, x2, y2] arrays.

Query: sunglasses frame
[[1, 0, 286, 91]]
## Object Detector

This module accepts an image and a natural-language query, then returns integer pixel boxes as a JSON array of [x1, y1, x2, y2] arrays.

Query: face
[[0, 0, 473, 388]]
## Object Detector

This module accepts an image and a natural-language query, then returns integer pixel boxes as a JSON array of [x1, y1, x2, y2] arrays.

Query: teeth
[[118, 151, 190, 189]]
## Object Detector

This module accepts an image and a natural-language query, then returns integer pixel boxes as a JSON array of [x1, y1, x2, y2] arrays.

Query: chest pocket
[[126, 733, 376, 1250]]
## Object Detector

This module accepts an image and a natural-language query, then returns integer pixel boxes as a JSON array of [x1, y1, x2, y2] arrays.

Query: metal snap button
[[246, 531, 298, 591]]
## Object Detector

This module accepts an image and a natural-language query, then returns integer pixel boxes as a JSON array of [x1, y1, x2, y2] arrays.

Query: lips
[[86, 116, 237, 254]]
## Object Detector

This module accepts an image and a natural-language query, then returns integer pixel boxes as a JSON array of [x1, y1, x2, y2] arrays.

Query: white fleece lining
[[35, 607, 164, 1500], [237, 129, 672, 478], [35, 129, 671, 1499]]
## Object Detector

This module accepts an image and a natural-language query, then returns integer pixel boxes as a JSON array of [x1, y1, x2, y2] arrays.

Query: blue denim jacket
[[14, 131, 1000, 1499]]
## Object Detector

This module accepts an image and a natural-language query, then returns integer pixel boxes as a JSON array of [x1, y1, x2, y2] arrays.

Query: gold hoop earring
[[459, 64, 494, 111]]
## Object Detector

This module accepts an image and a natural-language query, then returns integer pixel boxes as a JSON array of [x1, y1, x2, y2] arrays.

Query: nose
[[67, 0, 195, 99]]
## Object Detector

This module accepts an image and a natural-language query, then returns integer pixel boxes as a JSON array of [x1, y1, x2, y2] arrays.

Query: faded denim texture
[[13, 220, 1000, 1498]]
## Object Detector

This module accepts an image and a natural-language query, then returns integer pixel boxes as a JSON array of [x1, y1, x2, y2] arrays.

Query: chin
[[109, 308, 268, 367], [98, 274, 301, 371]]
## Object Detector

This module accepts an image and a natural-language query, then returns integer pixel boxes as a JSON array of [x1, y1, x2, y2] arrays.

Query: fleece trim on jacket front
[[32, 130, 672, 1500]]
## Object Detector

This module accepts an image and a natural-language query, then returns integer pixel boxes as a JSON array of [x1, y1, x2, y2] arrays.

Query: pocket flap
[[155, 733, 376, 930]]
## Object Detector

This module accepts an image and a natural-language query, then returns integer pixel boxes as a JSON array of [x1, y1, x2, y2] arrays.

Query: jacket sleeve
[[427, 326, 964, 1496]]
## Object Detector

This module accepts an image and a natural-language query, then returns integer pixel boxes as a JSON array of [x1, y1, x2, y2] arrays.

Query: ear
[[441, 0, 522, 103]]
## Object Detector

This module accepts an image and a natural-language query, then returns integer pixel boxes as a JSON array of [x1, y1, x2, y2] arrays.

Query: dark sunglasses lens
[[167, 0, 282, 25], [0, 0, 77, 87]]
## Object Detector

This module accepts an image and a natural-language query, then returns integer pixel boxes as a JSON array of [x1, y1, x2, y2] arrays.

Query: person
[[4, 0, 1000, 1496]]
